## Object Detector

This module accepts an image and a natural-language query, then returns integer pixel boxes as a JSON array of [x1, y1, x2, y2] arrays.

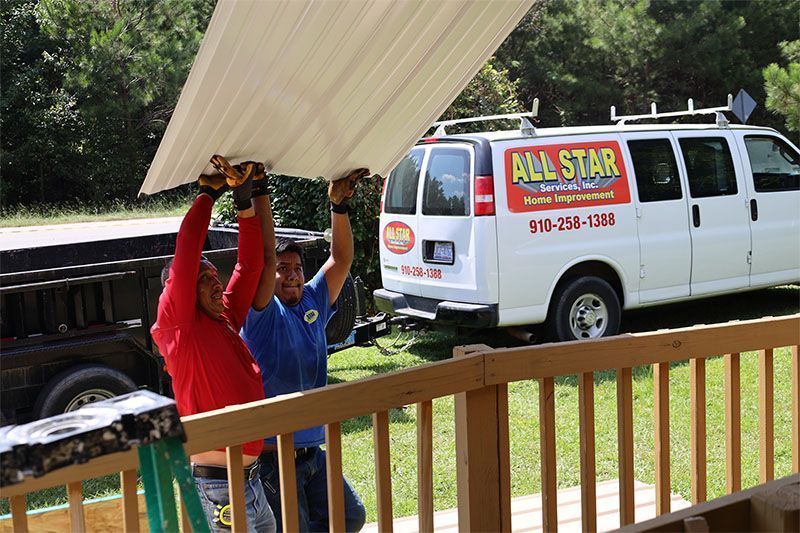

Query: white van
[[374, 106, 800, 342]]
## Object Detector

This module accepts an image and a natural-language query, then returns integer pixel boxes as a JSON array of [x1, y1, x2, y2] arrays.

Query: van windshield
[[384, 148, 423, 214]]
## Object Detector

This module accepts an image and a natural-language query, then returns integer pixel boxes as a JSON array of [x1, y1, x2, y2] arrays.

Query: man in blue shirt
[[242, 169, 369, 532]]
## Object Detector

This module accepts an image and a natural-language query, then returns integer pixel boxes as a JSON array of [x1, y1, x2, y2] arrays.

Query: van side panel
[[671, 131, 752, 295], [732, 131, 800, 286], [491, 135, 639, 326], [620, 133, 692, 303]]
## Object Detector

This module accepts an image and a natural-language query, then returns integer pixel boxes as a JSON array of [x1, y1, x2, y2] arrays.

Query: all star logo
[[304, 309, 319, 324]]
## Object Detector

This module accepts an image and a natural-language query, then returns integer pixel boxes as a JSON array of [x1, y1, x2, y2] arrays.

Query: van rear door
[[415, 142, 498, 304], [379, 148, 424, 297]]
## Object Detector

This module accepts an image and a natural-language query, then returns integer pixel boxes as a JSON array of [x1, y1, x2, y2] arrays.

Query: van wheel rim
[[64, 389, 116, 412], [568, 293, 608, 339]]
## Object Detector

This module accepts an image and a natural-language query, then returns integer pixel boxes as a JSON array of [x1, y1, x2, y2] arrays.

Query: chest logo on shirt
[[304, 309, 319, 324]]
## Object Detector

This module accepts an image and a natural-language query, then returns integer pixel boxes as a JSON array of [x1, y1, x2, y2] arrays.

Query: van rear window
[[384, 148, 423, 214], [422, 147, 471, 216]]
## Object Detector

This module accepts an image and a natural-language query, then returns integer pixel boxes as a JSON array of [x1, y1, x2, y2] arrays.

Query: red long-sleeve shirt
[[151, 195, 265, 456]]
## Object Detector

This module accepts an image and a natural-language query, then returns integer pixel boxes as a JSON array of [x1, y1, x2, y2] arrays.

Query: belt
[[192, 461, 261, 481], [263, 446, 316, 460]]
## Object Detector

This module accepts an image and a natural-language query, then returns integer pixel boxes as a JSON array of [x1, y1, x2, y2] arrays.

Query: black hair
[[160, 255, 212, 288], [275, 238, 304, 260]]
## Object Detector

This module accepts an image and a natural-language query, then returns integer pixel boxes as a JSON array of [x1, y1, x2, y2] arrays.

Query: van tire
[[325, 273, 357, 345], [33, 364, 138, 419], [546, 276, 620, 342]]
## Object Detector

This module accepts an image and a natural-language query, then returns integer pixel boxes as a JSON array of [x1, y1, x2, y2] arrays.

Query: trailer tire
[[33, 364, 137, 419], [546, 276, 621, 342], [326, 273, 357, 345]]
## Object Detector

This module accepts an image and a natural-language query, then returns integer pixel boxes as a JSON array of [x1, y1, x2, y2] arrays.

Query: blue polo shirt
[[241, 271, 336, 447]]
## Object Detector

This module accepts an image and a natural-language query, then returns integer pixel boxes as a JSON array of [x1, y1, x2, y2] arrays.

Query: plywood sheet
[[140, 0, 532, 195]]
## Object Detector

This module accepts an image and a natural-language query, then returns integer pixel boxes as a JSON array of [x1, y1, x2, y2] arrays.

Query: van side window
[[627, 139, 682, 202], [384, 148, 423, 214], [679, 138, 737, 198], [422, 148, 470, 216], [744, 136, 800, 193]]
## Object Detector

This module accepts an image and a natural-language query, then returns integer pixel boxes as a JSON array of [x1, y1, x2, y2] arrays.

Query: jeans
[[194, 463, 277, 532], [260, 446, 366, 532]]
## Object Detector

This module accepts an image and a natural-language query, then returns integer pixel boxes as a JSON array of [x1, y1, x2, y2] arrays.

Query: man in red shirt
[[151, 157, 275, 532]]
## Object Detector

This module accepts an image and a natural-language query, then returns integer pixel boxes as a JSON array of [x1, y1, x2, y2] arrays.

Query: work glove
[[329, 168, 369, 214], [210, 154, 256, 211], [237, 162, 268, 198], [197, 173, 229, 202]]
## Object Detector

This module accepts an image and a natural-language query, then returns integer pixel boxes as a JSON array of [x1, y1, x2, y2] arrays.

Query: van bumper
[[373, 288, 498, 328]]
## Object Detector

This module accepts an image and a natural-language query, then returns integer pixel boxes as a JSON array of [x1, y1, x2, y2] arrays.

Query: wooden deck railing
[[2, 314, 798, 532]]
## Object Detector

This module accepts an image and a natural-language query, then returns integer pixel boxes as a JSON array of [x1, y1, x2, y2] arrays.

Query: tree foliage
[[495, 0, 799, 129], [764, 40, 800, 132], [1, 0, 212, 207]]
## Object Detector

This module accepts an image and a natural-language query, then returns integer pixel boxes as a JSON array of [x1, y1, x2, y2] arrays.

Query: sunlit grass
[[0, 194, 193, 228]]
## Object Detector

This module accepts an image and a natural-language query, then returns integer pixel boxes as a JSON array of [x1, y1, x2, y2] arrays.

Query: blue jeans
[[260, 447, 366, 532], [194, 463, 276, 532]]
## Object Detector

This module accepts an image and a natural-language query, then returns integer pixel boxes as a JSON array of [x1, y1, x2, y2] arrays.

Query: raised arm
[[321, 168, 369, 303], [251, 172, 277, 311], [158, 175, 226, 327], [208, 157, 264, 328]]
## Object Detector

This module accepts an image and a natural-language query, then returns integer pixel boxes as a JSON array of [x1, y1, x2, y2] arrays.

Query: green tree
[[763, 40, 800, 133], [1, 0, 213, 208], [437, 59, 525, 131], [0, 0, 85, 205], [496, 0, 798, 132]]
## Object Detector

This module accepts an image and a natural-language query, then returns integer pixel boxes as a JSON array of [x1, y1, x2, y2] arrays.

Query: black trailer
[[0, 224, 389, 426]]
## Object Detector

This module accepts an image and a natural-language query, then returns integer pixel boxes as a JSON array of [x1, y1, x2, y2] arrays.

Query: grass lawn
[[2, 286, 797, 521], [0, 195, 193, 228]]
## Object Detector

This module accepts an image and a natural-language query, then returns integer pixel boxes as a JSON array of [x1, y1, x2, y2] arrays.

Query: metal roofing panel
[[140, 0, 533, 195]]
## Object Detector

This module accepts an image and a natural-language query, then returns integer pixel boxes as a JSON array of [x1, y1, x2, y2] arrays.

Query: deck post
[[454, 345, 510, 532]]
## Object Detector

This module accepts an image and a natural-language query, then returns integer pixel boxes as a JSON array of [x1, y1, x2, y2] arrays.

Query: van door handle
[[692, 204, 700, 228], [750, 199, 758, 221]]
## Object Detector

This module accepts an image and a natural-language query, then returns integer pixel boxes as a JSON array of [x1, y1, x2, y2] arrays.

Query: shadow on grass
[[341, 406, 414, 435], [620, 285, 799, 334], [327, 359, 417, 384]]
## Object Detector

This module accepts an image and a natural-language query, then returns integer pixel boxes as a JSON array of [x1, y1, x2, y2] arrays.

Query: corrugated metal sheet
[[140, 0, 532, 195]]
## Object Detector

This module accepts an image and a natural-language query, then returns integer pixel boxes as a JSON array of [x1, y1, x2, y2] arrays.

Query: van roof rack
[[432, 98, 540, 137], [611, 95, 733, 127]]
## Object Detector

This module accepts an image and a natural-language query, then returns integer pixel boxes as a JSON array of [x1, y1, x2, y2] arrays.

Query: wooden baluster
[[373, 410, 394, 533], [11, 495, 28, 533], [326, 422, 346, 533], [725, 353, 741, 493], [226, 444, 246, 533], [689, 358, 707, 504], [180, 497, 192, 533], [616, 367, 635, 526], [67, 481, 86, 532], [417, 400, 434, 533], [579, 372, 597, 532], [654, 362, 670, 515], [793, 345, 799, 473], [121, 469, 140, 533], [498, 383, 512, 532], [759, 349, 774, 482], [539, 377, 558, 532], [277, 433, 300, 533]]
